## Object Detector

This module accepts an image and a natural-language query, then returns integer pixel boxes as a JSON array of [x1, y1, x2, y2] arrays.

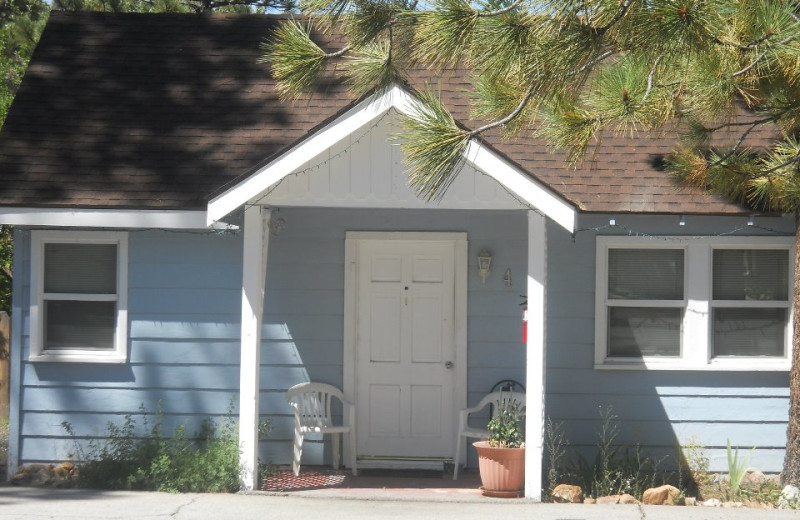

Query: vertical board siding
[[14, 211, 794, 474], [545, 214, 795, 473]]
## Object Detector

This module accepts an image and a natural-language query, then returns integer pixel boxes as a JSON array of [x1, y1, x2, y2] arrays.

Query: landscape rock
[[596, 494, 640, 505], [743, 470, 767, 487], [782, 485, 800, 501], [702, 498, 722, 507], [551, 484, 583, 503], [584, 498, 596, 504], [684, 497, 697, 506], [642, 484, 680, 505], [779, 485, 800, 509], [722, 501, 744, 508], [9, 462, 76, 487]]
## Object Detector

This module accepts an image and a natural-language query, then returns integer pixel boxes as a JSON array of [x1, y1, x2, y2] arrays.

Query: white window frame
[[595, 236, 794, 371], [29, 230, 129, 363]]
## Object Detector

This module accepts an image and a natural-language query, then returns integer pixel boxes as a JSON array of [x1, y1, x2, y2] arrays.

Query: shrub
[[63, 402, 271, 493], [0, 417, 8, 468], [486, 394, 524, 448], [562, 406, 665, 499]]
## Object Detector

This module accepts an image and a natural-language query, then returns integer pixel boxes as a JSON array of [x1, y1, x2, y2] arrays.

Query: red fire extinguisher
[[521, 299, 528, 344]]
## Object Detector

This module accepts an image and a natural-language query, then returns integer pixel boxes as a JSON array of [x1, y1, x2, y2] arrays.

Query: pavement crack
[[170, 496, 199, 518], [637, 503, 646, 520]]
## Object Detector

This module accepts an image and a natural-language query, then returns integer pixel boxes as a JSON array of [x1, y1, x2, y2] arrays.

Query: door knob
[[445, 361, 454, 369]]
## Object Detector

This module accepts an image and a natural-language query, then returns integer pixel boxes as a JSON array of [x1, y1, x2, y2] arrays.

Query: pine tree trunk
[[783, 218, 800, 485]]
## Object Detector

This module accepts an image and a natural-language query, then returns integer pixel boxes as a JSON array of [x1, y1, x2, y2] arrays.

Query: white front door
[[349, 234, 465, 460]]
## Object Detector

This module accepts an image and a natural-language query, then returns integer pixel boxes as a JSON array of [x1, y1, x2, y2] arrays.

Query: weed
[[565, 406, 665, 499], [0, 417, 8, 468], [727, 439, 754, 497], [62, 401, 272, 493], [544, 417, 568, 496]]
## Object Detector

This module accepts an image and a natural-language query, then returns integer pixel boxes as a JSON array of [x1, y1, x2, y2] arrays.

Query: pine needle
[[400, 90, 471, 201], [261, 21, 326, 101]]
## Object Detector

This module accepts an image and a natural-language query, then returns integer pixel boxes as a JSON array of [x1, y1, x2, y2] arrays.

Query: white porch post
[[524, 210, 546, 501], [238, 205, 271, 490]]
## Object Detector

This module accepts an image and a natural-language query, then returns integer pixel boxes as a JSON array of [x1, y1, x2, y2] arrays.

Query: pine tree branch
[[570, 49, 614, 76], [642, 54, 663, 103], [733, 49, 769, 77], [761, 151, 800, 176], [705, 112, 785, 133], [476, 0, 523, 18], [707, 119, 767, 168], [596, 0, 632, 35], [324, 45, 351, 58], [732, 33, 799, 77], [469, 83, 535, 136]]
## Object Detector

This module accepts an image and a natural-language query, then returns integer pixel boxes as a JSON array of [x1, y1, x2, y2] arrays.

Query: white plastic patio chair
[[286, 382, 357, 476], [452, 390, 526, 480]]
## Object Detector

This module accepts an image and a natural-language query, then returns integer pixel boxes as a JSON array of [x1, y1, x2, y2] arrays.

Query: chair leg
[[292, 428, 304, 477], [453, 434, 463, 480], [348, 430, 357, 476], [332, 433, 341, 470]]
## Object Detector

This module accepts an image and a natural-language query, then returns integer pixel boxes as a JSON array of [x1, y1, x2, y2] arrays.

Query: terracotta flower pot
[[473, 440, 525, 498]]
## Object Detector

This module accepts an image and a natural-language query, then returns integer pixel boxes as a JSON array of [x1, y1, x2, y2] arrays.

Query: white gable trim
[[207, 85, 577, 232], [0, 208, 225, 229]]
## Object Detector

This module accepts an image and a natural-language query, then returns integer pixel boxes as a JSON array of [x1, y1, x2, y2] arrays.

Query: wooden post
[[0, 311, 9, 421], [525, 211, 546, 501], [238, 206, 270, 491]]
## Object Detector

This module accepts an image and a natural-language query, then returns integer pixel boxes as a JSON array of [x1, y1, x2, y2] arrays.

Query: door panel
[[356, 239, 456, 459]]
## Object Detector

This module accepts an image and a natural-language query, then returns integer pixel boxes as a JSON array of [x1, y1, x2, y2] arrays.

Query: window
[[30, 231, 128, 362], [596, 236, 793, 370], [606, 248, 684, 358]]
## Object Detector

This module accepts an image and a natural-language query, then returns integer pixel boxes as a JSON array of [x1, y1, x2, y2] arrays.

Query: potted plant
[[473, 393, 526, 497]]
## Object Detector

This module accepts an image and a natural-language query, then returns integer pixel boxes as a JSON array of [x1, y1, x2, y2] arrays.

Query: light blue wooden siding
[[546, 214, 795, 473], [13, 209, 794, 474], [16, 229, 247, 464], [14, 209, 530, 467], [262, 208, 529, 465]]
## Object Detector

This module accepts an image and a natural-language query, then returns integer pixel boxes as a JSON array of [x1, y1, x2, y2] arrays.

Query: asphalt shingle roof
[[0, 11, 757, 215]]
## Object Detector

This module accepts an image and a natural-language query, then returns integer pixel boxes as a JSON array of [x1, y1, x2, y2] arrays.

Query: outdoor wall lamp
[[478, 249, 492, 286]]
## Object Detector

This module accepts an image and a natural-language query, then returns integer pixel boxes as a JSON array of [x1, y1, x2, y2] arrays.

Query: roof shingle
[[0, 11, 758, 215]]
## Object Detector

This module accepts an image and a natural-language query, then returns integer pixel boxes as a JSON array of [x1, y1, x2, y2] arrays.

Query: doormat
[[357, 469, 444, 479], [261, 469, 347, 492]]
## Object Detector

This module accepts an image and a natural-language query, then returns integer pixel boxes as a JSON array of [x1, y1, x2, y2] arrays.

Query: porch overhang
[[207, 85, 577, 233]]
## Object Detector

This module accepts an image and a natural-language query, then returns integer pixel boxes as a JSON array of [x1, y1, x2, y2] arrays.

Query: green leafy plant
[[62, 401, 272, 493], [565, 406, 665, 499], [727, 439, 754, 498], [486, 393, 524, 449], [0, 416, 9, 468], [544, 416, 568, 497]]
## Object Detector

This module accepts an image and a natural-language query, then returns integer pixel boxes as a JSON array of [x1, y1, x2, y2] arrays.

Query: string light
[[571, 221, 793, 242]]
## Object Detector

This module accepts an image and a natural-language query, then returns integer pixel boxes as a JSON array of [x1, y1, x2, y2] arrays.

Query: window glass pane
[[608, 307, 682, 357], [713, 308, 786, 357], [44, 300, 116, 350], [44, 243, 117, 294], [608, 249, 684, 300], [713, 249, 788, 301]]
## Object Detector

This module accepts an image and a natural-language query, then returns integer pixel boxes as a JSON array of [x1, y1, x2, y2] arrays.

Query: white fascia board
[[0, 208, 223, 229], [207, 90, 398, 225], [208, 84, 576, 233]]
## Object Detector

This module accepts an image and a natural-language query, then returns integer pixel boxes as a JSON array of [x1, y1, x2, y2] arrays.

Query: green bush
[[550, 407, 666, 500], [63, 403, 270, 493], [0, 416, 9, 468]]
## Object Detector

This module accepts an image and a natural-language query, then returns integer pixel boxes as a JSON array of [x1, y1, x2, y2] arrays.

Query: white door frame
[[343, 231, 468, 465]]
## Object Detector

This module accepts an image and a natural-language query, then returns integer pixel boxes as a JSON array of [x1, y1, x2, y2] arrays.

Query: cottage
[[0, 12, 793, 500]]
